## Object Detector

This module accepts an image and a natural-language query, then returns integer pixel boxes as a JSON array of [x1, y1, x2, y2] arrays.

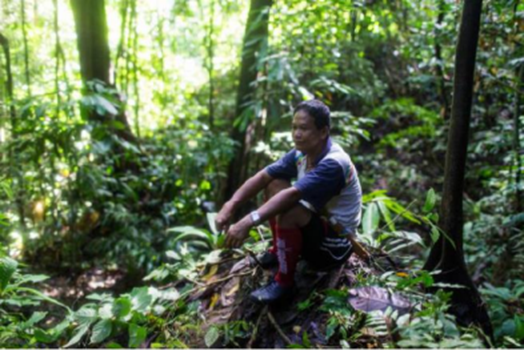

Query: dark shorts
[[300, 213, 353, 270]]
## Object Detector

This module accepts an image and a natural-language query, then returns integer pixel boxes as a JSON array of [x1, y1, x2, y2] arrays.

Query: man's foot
[[252, 251, 278, 269], [250, 281, 292, 304]]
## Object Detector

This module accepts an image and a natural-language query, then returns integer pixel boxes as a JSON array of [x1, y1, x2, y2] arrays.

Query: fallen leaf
[[202, 265, 218, 282], [208, 293, 219, 310], [230, 257, 250, 274], [348, 286, 411, 315], [225, 283, 239, 297]]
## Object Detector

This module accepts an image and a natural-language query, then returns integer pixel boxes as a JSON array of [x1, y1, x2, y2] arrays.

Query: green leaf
[[216, 234, 226, 248], [15, 287, 72, 313], [23, 311, 47, 328], [93, 95, 118, 116], [165, 250, 179, 260], [128, 323, 147, 348], [64, 324, 90, 348], [0, 256, 18, 292], [423, 188, 436, 213], [362, 203, 380, 234], [377, 201, 395, 231], [112, 297, 132, 319], [76, 306, 98, 326], [302, 331, 312, 348], [206, 212, 219, 235], [515, 316, 524, 340], [90, 319, 113, 344], [430, 225, 440, 243], [34, 329, 55, 343], [15, 274, 49, 285], [384, 199, 421, 224], [205, 326, 220, 348], [130, 287, 153, 312], [106, 342, 123, 348]]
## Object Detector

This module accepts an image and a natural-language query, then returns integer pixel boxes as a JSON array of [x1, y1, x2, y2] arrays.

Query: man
[[215, 99, 362, 304]]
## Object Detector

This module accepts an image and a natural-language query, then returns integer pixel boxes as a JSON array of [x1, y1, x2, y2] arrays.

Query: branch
[[267, 310, 292, 345]]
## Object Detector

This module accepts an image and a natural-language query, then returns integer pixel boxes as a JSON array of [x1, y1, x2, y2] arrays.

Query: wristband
[[250, 210, 261, 226]]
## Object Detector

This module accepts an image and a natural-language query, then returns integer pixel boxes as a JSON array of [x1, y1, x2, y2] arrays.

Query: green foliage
[[481, 281, 524, 346], [0, 254, 71, 348], [204, 321, 251, 348], [64, 286, 180, 348]]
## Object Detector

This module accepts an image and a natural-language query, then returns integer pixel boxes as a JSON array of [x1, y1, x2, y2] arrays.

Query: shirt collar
[[313, 137, 332, 166]]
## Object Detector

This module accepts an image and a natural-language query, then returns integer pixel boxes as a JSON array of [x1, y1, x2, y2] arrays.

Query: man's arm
[[224, 186, 302, 248], [215, 169, 273, 231]]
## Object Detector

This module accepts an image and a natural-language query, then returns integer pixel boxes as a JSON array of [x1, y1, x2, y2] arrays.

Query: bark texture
[[224, 0, 273, 203]]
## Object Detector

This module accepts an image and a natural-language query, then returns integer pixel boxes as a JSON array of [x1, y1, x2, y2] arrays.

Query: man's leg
[[251, 202, 312, 303], [263, 179, 290, 256], [274, 204, 311, 286]]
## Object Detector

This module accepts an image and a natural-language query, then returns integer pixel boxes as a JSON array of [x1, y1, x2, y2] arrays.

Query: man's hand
[[215, 202, 235, 232], [225, 217, 252, 249]]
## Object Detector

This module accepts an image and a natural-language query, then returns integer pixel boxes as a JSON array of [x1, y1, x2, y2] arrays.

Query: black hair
[[293, 99, 330, 130]]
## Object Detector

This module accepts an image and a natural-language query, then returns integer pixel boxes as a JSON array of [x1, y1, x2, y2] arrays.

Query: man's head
[[292, 100, 330, 153]]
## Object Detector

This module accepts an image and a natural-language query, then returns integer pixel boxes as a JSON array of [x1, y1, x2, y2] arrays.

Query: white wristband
[[250, 210, 261, 226]]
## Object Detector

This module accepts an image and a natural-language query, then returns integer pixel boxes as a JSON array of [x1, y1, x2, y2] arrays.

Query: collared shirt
[[265, 138, 362, 235]]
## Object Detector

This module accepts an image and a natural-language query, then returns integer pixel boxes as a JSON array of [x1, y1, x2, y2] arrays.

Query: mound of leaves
[[179, 250, 413, 348]]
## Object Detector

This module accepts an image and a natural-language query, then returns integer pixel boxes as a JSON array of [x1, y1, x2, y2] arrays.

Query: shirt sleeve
[[265, 150, 297, 181], [293, 159, 346, 211]]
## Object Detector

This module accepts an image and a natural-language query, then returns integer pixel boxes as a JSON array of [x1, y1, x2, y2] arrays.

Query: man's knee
[[277, 204, 311, 228], [265, 179, 291, 199]]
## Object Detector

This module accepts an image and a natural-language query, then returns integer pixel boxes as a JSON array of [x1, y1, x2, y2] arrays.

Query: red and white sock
[[268, 218, 277, 255], [274, 226, 302, 287]]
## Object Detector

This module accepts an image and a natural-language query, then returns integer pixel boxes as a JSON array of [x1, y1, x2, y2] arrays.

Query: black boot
[[252, 251, 278, 269], [250, 281, 292, 304]]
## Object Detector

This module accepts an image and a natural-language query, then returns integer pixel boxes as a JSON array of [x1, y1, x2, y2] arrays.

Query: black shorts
[[300, 213, 353, 270]]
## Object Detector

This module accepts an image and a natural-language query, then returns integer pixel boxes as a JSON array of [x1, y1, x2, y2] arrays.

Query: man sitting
[[215, 99, 362, 304]]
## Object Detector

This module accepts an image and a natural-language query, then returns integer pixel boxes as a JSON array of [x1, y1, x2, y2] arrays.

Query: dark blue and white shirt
[[265, 138, 362, 235]]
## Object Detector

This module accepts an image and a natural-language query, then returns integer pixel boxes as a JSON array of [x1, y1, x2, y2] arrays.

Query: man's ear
[[321, 126, 329, 140]]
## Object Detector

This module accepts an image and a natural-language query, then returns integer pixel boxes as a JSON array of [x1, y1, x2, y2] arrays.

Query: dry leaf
[[208, 293, 219, 310], [202, 264, 218, 282], [348, 286, 411, 315]]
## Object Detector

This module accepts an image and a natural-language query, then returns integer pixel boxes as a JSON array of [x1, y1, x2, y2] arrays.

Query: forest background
[[0, 0, 523, 348]]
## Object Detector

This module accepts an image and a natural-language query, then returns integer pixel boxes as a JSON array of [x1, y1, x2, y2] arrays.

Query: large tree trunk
[[70, 0, 136, 144], [224, 0, 273, 203], [424, 0, 492, 338]]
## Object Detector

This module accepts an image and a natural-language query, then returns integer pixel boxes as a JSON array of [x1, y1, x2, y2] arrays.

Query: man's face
[[292, 110, 328, 153]]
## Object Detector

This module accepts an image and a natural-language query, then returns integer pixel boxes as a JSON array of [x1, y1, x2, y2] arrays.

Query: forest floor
[[180, 250, 399, 348]]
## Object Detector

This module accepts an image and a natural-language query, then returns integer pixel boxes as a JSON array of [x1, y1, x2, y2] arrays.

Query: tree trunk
[[513, 0, 523, 212], [515, 65, 523, 212], [423, 0, 492, 339], [70, 0, 136, 145], [0, 33, 26, 228], [434, 0, 449, 119], [224, 0, 273, 203], [21, 0, 31, 96]]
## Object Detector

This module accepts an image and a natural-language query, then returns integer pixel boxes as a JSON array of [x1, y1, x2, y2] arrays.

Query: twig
[[184, 276, 206, 287], [256, 226, 266, 242], [267, 310, 292, 346], [206, 270, 253, 286], [177, 270, 254, 301], [248, 305, 268, 348]]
